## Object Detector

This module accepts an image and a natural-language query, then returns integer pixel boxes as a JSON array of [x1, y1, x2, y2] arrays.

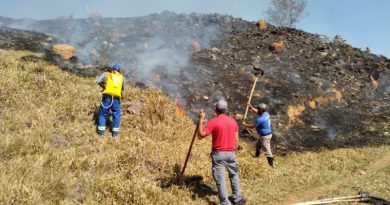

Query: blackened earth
[[1, 11, 389, 151]]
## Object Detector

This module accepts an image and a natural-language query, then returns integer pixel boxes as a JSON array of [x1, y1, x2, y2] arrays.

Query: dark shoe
[[97, 131, 105, 137], [112, 132, 119, 137], [229, 196, 246, 205], [267, 157, 274, 168], [235, 198, 247, 205]]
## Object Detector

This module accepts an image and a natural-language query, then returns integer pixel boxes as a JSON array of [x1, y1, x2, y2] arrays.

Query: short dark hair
[[257, 109, 264, 115], [215, 108, 227, 114]]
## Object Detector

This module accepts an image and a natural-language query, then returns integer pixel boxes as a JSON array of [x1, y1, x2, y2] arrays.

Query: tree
[[265, 0, 308, 28]]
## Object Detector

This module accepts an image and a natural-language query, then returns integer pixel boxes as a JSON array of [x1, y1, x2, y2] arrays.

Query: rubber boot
[[255, 147, 260, 157], [255, 141, 261, 157], [267, 157, 274, 168]]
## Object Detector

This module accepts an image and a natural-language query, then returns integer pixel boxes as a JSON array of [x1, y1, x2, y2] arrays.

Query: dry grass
[[0, 50, 389, 205], [271, 42, 285, 53], [287, 103, 306, 126], [289, 87, 346, 125], [256, 20, 268, 31], [51, 44, 76, 60], [345, 45, 356, 57]]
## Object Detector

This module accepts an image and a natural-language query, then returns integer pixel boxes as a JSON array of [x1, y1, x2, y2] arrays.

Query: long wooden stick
[[177, 120, 200, 183], [243, 75, 259, 121]]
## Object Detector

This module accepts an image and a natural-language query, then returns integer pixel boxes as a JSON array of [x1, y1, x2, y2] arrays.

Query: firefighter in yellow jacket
[[96, 64, 124, 137]]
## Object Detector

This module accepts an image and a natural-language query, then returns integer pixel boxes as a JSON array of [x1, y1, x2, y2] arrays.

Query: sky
[[0, 0, 389, 57]]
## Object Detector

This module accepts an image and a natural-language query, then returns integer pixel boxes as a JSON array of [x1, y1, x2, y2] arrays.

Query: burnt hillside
[[1, 12, 389, 150]]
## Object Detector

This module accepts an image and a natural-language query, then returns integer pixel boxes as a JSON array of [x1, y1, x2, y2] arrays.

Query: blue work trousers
[[97, 95, 121, 136]]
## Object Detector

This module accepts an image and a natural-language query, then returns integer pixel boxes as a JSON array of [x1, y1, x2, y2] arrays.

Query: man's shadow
[[161, 164, 218, 205]]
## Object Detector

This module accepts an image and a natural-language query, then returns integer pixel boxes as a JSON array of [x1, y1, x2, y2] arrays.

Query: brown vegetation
[[0, 50, 389, 204], [52, 44, 76, 60], [270, 42, 285, 52], [256, 19, 268, 31]]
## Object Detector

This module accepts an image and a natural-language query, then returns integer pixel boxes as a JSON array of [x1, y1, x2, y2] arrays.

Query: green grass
[[0, 50, 389, 204]]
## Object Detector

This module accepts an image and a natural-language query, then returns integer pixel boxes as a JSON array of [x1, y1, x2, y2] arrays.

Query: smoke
[[135, 36, 190, 79], [314, 107, 362, 140], [86, 5, 90, 14], [4, 11, 226, 107]]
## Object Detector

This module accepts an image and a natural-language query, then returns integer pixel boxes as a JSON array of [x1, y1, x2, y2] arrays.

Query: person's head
[[105, 65, 112, 71], [214, 99, 228, 115], [113, 64, 121, 72], [256, 103, 267, 115]]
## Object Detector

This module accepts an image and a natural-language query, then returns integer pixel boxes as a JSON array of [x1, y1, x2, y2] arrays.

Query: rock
[[320, 52, 328, 57], [358, 170, 367, 175], [311, 125, 320, 130], [52, 44, 76, 60], [235, 114, 244, 120], [210, 53, 217, 60], [203, 96, 209, 101], [211, 47, 221, 53], [309, 77, 320, 83]]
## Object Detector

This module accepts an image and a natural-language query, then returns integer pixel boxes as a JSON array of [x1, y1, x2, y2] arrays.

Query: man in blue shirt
[[243, 103, 274, 167]]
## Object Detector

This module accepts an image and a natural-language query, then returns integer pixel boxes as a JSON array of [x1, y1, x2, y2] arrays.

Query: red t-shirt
[[203, 114, 238, 151]]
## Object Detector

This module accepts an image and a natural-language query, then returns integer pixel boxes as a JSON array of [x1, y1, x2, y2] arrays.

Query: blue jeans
[[211, 151, 243, 205], [97, 95, 121, 136]]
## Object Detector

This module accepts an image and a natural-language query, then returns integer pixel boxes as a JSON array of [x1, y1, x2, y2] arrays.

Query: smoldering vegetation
[[1, 11, 389, 151]]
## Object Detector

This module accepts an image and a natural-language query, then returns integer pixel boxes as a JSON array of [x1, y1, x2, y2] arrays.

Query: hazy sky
[[0, 0, 389, 57]]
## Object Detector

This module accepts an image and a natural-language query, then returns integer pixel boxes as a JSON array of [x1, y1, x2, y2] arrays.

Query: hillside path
[[283, 152, 390, 205]]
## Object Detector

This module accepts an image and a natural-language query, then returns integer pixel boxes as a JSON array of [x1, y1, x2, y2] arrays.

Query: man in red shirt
[[198, 100, 245, 205]]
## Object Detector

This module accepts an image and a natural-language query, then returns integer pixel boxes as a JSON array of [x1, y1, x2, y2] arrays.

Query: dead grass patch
[[287, 87, 346, 126]]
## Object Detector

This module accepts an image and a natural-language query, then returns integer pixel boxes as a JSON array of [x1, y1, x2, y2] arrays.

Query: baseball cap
[[257, 103, 267, 110], [215, 99, 228, 110], [113, 64, 121, 71]]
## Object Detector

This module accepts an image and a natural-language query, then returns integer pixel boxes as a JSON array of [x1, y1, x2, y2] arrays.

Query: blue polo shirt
[[255, 112, 272, 136]]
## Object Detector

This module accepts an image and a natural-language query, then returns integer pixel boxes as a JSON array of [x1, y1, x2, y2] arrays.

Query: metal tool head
[[254, 70, 264, 77]]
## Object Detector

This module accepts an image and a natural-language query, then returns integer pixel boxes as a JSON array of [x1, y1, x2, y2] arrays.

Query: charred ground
[[1, 12, 389, 151]]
